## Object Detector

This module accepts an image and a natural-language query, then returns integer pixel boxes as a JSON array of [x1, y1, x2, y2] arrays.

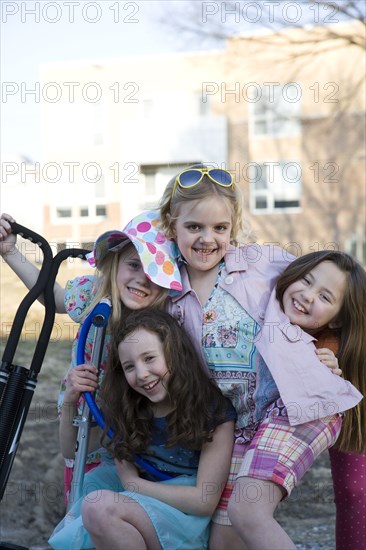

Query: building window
[[139, 165, 187, 211], [80, 207, 89, 217], [91, 102, 104, 145], [142, 93, 209, 120], [250, 84, 301, 137], [143, 99, 154, 119], [96, 205, 107, 217], [250, 161, 302, 213], [95, 176, 105, 198], [56, 208, 72, 218], [144, 170, 156, 196], [197, 92, 210, 116], [345, 233, 366, 265]]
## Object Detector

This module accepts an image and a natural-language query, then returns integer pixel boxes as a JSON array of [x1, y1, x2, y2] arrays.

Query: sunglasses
[[172, 168, 234, 197]]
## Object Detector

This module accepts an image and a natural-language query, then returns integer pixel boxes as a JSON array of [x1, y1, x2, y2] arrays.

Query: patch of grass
[[1, 256, 93, 343], [1, 256, 93, 399]]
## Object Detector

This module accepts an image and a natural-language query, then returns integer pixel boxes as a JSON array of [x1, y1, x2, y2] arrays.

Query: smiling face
[[172, 196, 233, 277], [116, 245, 161, 310], [118, 328, 171, 414], [282, 261, 347, 334]]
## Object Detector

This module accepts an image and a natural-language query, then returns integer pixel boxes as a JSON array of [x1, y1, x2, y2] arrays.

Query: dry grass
[[0, 255, 94, 349]]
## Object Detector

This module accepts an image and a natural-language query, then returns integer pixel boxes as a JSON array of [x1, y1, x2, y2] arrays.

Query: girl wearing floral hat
[[0, 211, 182, 502]]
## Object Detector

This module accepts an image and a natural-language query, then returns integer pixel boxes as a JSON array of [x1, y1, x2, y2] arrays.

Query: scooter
[[0, 223, 173, 550], [0, 222, 89, 550]]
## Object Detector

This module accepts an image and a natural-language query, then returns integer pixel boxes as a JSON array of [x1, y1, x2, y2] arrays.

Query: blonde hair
[[82, 243, 167, 329], [159, 164, 246, 246]]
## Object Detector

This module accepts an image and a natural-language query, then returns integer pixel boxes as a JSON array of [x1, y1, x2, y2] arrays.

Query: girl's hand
[[115, 458, 140, 487], [316, 348, 342, 377], [63, 364, 99, 403], [0, 213, 17, 257]]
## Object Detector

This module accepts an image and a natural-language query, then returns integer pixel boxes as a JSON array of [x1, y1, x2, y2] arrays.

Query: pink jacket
[[167, 244, 362, 426]]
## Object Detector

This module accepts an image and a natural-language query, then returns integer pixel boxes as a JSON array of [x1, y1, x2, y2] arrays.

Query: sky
[[1, 0, 226, 161], [0, 0, 356, 161]]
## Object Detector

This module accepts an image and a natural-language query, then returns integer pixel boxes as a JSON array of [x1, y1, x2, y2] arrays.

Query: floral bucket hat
[[87, 211, 182, 292]]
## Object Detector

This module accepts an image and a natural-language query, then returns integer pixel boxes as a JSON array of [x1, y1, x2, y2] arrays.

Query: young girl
[[0, 210, 182, 501], [48, 309, 236, 550], [158, 165, 362, 549], [275, 251, 366, 550]]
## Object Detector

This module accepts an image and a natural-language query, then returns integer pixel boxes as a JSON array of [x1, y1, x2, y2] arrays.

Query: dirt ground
[[0, 262, 338, 549]]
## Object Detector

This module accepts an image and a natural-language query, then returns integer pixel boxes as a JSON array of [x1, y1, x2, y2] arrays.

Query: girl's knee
[[82, 490, 115, 530], [227, 493, 253, 528], [209, 523, 246, 550], [227, 478, 284, 527], [227, 497, 242, 527]]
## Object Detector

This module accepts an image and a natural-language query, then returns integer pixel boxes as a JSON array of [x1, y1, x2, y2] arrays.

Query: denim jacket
[[167, 244, 362, 426]]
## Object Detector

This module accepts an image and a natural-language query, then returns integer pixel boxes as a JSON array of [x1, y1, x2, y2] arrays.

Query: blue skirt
[[48, 464, 211, 549]]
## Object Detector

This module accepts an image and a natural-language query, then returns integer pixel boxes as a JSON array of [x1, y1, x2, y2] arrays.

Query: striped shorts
[[213, 411, 342, 525]]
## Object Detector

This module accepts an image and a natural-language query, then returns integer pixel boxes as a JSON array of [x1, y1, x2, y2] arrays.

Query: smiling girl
[[0, 210, 182, 501], [276, 251, 366, 550], [49, 309, 236, 550], [158, 164, 362, 549]]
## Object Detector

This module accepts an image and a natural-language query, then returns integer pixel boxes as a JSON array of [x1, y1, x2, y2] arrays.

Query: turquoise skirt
[[48, 464, 211, 549]]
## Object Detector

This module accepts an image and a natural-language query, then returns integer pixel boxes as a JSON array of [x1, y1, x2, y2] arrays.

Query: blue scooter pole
[[75, 304, 173, 483], [67, 299, 111, 510]]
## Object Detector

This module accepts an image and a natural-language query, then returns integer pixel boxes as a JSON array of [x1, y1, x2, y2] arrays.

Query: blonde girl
[[159, 164, 362, 549]]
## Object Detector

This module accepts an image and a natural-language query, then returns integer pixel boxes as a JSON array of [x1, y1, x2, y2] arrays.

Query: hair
[[83, 243, 167, 330], [276, 250, 366, 453], [101, 309, 231, 461], [159, 163, 247, 246]]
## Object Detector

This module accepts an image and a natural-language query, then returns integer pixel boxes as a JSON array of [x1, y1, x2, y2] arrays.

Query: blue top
[[139, 402, 237, 480]]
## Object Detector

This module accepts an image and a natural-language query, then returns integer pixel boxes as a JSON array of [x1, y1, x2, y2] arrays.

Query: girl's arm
[[0, 213, 66, 313], [115, 419, 235, 516], [59, 364, 102, 459]]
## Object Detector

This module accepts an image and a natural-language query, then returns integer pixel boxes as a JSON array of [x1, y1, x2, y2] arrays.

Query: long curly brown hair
[[101, 309, 232, 462], [276, 250, 366, 453]]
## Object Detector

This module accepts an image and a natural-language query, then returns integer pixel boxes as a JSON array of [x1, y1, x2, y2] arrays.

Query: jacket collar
[[171, 245, 252, 302], [224, 244, 249, 273]]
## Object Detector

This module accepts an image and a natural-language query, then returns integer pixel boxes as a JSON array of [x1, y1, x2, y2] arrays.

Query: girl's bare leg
[[227, 477, 295, 550], [209, 523, 247, 550], [82, 490, 162, 550]]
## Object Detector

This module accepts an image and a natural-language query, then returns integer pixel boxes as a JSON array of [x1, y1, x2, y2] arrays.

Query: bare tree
[[149, 1, 365, 256], [152, 1, 365, 51]]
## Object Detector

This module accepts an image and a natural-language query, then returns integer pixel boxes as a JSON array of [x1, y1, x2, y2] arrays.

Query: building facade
[[12, 21, 364, 261]]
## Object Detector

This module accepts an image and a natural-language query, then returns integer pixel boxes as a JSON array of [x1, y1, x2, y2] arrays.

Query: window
[[93, 103, 104, 145], [96, 205, 107, 217], [143, 99, 154, 119], [144, 170, 156, 196], [139, 165, 187, 211], [250, 84, 301, 137], [80, 207, 89, 217], [197, 92, 210, 116], [345, 234, 366, 265], [250, 161, 302, 213], [56, 208, 72, 218], [142, 93, 209, 120], [95, 176, 105, 198]]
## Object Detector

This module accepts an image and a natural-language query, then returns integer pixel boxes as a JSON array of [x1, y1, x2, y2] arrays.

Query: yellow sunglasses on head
[[172, 168, 234, 198]]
